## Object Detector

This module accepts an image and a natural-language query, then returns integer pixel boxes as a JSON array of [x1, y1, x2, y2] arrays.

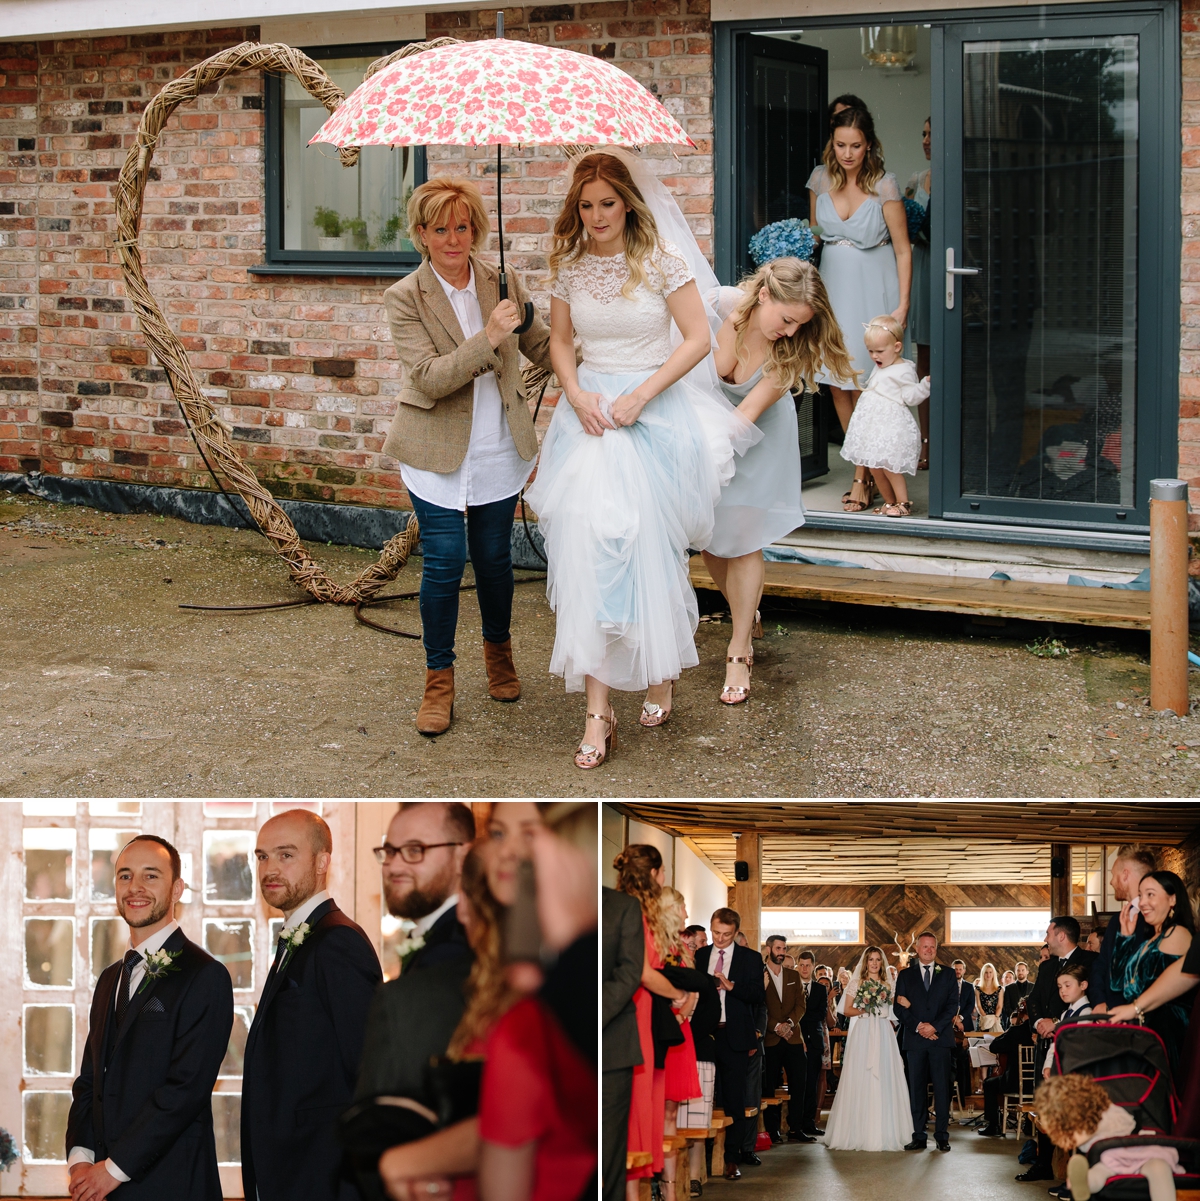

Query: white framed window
[[89, 916, 125, 987], [23, 828, 75, 902], [24, 917, 75, 989], [204, 919, 256, 992], [87, 801, 141, 817], [945, 908, 1051, 945], [760, 908, 865, 945], [22, 1092, 73, 1163], [88, 827, 141, 900], [212, 1093, 242, 1165], [23, 1005, 75, 1076], [203, 831, 256, 904]]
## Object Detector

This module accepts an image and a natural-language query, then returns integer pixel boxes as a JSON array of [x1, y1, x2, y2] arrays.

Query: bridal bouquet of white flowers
[[853, 977, 891, 1016]]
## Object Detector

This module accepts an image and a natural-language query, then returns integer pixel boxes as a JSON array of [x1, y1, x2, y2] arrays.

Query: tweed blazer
[[381, 256, 553, 475]]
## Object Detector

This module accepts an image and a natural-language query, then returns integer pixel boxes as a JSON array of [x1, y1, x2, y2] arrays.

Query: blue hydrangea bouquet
[[0, 1127, 17, 1171], [903, 197, 928, 244], [749, 218, 819, 267]]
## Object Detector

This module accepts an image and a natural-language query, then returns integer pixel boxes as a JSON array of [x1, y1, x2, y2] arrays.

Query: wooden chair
[[1001, 1044, 1040, 1138]]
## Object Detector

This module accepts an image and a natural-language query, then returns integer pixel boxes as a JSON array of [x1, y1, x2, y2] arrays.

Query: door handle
[[945, 247, 980, 310]]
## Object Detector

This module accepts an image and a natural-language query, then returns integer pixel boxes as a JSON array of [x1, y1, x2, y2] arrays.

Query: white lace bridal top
[[550, 241, 694, 372]]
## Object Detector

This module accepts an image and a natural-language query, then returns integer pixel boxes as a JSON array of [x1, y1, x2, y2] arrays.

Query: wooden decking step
[[689, 557, 1151, 630]]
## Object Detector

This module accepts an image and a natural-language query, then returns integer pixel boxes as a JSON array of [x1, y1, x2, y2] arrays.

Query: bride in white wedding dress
[[822, 946, 912, 1151]]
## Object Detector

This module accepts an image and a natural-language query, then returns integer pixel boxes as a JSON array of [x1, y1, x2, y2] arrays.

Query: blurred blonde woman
[[975, 962, 1003, 1031], [702, 259, 856, 704]]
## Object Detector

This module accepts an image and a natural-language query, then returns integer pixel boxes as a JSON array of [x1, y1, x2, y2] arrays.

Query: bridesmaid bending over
[[702, 259, 856, 702]]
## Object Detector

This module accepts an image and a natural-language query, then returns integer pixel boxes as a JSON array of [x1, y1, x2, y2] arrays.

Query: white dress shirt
[[281, 889, 331, 933], [768, 963, 785, 1003], [399, 264, 533, 511], [68, 919, 181, 1182], [708, 943, 732, 1023], [414, 892, 459, 939], [1044, 998, 1092, 1071]]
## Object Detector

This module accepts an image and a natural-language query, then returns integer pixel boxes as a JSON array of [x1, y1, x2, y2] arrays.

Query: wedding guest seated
[[1110, 870, 1194, 1074], [1085, 928, 1104, 954], [683, 925, 708, 952], [976, 1008, 1033, 1137], [1042, 964, 1093, 1078]]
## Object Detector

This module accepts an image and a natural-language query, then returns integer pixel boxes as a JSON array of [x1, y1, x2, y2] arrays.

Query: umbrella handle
[[498, 272, 535, 335]]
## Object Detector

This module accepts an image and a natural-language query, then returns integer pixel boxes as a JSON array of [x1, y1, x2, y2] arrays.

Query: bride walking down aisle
[[822, 946, 912, 1151], [525, 149, 759, 768]]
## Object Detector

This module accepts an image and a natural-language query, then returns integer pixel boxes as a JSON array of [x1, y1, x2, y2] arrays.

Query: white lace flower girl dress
[[524, 242, 758, 693], [840, 359, 931, 476]]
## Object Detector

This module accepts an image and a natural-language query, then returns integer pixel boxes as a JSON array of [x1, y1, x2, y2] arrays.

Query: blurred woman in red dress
[[660, 887, 702, 1197], [614, 845, 697, 1201]]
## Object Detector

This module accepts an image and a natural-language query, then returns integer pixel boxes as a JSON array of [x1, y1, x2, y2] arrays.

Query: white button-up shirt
[[708, 943, 732, 1023], [281, 889, 331, 935], [68, 919, 182, 1183], [399, 264, 533, 511]]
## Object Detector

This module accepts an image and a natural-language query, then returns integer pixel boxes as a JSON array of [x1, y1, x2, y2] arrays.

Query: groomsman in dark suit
[[695, 908, 765, 1180], [794, 951, 828, 1137], [242, 809, 382, 1201], [356, 803, 475, 1104], [67, 836, 233, 1201], [893, 932, 959, 1151], [950, 959, 975, 1107], [602, 887, 645, 1201]]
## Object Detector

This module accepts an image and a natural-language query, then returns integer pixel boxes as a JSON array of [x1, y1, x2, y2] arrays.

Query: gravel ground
[[2, 492, 1197, 798]]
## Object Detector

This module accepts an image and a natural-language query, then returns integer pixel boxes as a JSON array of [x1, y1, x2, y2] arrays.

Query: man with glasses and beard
[[241, 809, 381, 1201], [66, 836, 233, 1201], [356, 803, 476, 1107]]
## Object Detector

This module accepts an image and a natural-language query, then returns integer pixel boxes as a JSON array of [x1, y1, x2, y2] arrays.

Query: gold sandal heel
[[640, 680, 676, 728], [575, 710, 616, 769], [720, 655, 752, 705], [752, 609, 763, 640]]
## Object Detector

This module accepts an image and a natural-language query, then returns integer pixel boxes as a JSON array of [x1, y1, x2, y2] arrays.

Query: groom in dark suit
[[67, 835, 233, 1201], [242, 809, 382, 1201], [893, 931, 959, 1152], [695, 908, 766, 1180]]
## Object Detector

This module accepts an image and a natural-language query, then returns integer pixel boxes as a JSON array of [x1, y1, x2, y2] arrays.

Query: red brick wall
[[0, 5, 712, 508]]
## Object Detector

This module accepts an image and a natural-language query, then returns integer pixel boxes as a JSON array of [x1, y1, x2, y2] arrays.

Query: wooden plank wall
[[758, 882, 1057, 977]]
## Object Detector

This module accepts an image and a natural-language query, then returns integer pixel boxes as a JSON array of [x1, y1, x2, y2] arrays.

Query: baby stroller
[[1050, 1019, 1200, 1200]]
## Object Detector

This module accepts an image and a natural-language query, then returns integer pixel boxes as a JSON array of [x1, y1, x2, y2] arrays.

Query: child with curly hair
[[1033, 1074, 1183, 1201]]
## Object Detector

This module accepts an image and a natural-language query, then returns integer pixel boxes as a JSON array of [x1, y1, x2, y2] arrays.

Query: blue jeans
[[408, 490, 519, 671]]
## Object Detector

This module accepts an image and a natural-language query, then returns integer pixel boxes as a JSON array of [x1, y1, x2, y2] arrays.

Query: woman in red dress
[[614, 845, 697, 1201], [659, 887, 702, 1197]]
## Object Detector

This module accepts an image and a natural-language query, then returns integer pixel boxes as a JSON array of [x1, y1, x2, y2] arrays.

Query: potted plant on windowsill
[[313, 206, 347, 251]]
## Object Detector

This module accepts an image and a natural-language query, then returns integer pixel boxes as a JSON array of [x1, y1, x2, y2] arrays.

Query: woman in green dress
[[1111, 869, 1195, 1073]]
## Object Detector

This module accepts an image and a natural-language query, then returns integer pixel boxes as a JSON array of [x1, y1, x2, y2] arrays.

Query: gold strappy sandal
[[640, 680, 675, 728], [575, 710, 617, 769], [720, 655, 753, 705]]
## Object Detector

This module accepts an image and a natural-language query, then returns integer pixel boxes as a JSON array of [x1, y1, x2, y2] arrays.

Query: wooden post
[[732, 831, 761, 953], [1050, 842, 1071, 918], [1150, 479, 1190, 715]]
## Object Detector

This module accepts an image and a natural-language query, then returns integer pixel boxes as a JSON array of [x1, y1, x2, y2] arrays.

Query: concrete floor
[[707, 1126, 1038, 1201]]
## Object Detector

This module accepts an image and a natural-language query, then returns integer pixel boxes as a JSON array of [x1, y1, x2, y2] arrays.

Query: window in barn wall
[[3, 801, 349, 1197], [761, 908, 865, 944], [945, 908, 1051, 944], [1070, 844, 1122, 915]]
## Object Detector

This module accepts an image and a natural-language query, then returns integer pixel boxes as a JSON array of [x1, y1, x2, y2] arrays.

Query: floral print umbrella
[[308, 38, 694, 150]]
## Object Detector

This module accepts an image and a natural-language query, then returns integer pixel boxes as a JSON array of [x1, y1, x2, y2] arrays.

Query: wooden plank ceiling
[[691, 834, 1052, 884], [619, 802, 1200, 846]]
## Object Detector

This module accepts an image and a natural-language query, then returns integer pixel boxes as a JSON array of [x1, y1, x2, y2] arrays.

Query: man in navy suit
[[695, 908, 766, 1180], [794, 952, 827, 1138], [241, 809, 382, 1201], [356, 803, 476, 1106], [67, 835, 233, 1201], [893, 931, 959, 1152], [950, 958, 975, 1107]]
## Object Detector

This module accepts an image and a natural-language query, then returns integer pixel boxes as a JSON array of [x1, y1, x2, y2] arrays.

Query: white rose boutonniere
[[395, 933, 425, 974], [138, 948, 183, 993], [278, 922, 311, 972]]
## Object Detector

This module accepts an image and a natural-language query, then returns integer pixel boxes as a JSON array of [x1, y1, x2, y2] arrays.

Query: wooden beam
[[680, 835, 734, 886], [690, 558, 1152, 629], [1051, 843, 1071, 918], [731, 831, 761, 953]]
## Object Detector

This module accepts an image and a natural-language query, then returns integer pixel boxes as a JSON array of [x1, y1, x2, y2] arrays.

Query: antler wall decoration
[[890, 931, 918, 969]]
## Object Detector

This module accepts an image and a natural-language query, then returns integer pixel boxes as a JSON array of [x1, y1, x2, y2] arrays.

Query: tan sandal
[[720, 655, 752, 705], [575, 710, 617, 769], [640, 680, 675, 728], [842, 474, 871, 513], [881, 500, 914, 518]]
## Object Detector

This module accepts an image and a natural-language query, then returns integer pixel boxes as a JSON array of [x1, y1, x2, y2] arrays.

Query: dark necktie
[[115, 949, 142, 1026], [923, 965, 932, 991]]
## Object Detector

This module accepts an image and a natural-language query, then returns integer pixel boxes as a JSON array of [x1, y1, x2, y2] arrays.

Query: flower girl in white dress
[[840, 316, 931, 517], [823, 946, 912, 1152], [524, 150, 757, 768]]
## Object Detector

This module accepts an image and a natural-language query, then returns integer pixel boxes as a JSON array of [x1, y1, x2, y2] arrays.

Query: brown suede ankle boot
[[416, 667, 455, 735], [482, 638, 520, 702]]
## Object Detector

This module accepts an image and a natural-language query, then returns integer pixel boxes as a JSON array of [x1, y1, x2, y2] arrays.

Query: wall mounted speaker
[[734, 860, 750, 882], [1051, 856, 1066, 879]]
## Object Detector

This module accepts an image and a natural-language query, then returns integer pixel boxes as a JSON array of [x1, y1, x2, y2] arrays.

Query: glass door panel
[[960, 35, 1138, 508]]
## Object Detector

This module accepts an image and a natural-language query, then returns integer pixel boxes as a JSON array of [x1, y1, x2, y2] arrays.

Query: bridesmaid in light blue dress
[[808, 106, 912, 512], [701, 258, 857, 703]]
